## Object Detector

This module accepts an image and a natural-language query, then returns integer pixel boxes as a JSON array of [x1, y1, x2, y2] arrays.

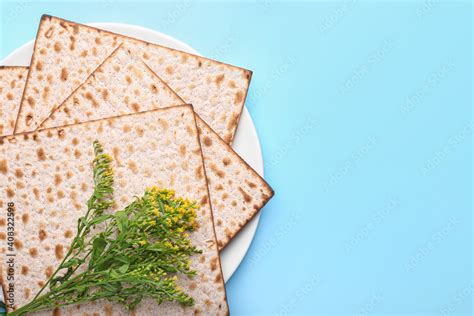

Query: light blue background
[[1, 1, 472, 315]]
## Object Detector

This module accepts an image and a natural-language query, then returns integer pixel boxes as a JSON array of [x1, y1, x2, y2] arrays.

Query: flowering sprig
[[11, 142, 201, 315]]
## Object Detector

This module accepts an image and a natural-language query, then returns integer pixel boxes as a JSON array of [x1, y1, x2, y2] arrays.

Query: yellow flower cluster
[[149, 187, 175, 200], [164, 241, 179, 251], [103, 169, 114, 178], [144, 186, 198, 231], [102, 153, 113, 162]]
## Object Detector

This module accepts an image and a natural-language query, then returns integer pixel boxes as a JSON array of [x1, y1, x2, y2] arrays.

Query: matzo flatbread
[[0, 106, 228, 315], [0, 67, 27, 136], [15, 15, 251, 144], [38, 46, 274, 249], [195, 117, 273, 249]]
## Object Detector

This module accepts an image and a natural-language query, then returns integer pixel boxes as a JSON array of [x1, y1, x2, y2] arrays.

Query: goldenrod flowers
[[12, 142, 201, 315]]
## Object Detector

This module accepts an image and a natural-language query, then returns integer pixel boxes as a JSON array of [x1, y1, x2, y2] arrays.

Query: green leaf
[[115, 211, 129, 233], [93, 237, 107, 252], [110, 269, 120, 279], [146, 243, 166, 252], [118, 263, 130, 274], [101, 281, 122, 294], [89, 214, 113, 226], [113, 255, 130, 264], [90, 237, 107, 268], [157, 198, 165, 213], [60, 258, 80, 269]]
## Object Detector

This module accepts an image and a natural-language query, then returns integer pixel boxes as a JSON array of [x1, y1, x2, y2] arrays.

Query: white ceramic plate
[[0, 22, 263, 282]]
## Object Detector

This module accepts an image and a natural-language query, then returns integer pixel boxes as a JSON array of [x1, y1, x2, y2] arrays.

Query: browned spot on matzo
[[210, 163, 225, 178], [222, 157, 231, 166], [21, 266, 29, 275], [6, 188, 14, 198], [61, 68, 69, 81], [158, 119, 169, 131], [69, 35, 76, 50], [47, 194, 54, 203], [223, 132, 232, 144], [234, 90, 244, 105], [54, 41, 62, 52], [195, 166, 203, 179], [45, 265, 54, 278], [151, 84, 159, 93], [215, 74, 225, 87], [36, 60, 43, 71], [203, 136, 212, 147], [84, 92, 100, 108], [179, 144, 187, 156], [54, 174, 62, 185], [33, 188, 40, 199], [42, 86, 50, 101], [135, 126, 144, 137], [57, 129, 65, 138], [131, 102, 140, 112], [0, 160, 7, 174], [238, 187, 253, 203], [228, 80, 237, 88], [227, 112, 240, 131], [112, 147, 121, 165], [55, 244, 64, 259], [57, 190, 65, 199], [246, 179, 257, 188], [80, 182, 87, 192], [128, 160, 138, 173], [25, 114, 33, 127], [101, 89, 109, 101], [27, 96, 36, 107], [45, 26, 54, 38], [210, 257, 218, 271], [74, 149, 81, 158], [39, 229, 47, 241], [104, 305, 112, 316], [29, 247, 38, 257], [14, 240, 23, 250], [24, 288, 31, 299]]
